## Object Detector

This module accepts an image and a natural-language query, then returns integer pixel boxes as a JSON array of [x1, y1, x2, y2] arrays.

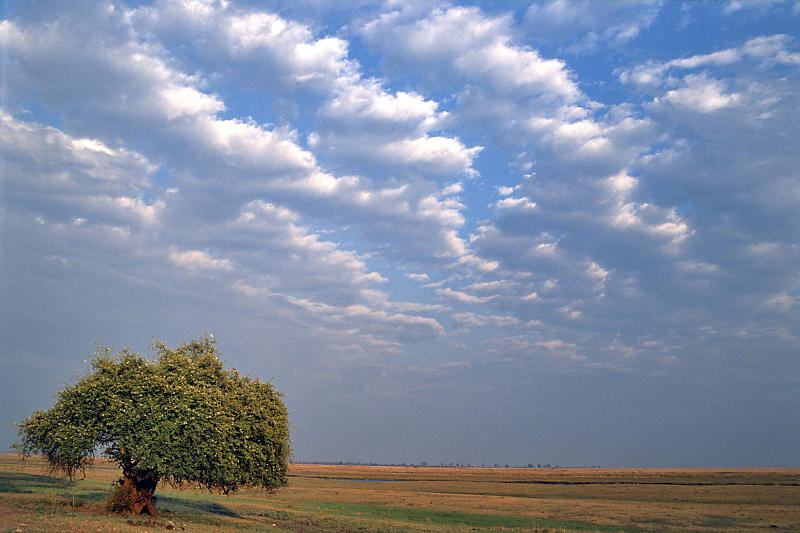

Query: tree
[[15, 336, 290, 517]]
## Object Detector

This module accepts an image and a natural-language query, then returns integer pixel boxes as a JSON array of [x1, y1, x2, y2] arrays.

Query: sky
[[1, 0, 799, 468]]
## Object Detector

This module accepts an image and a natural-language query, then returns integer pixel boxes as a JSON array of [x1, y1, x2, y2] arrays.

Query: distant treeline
[[291, 461, 600, 468]]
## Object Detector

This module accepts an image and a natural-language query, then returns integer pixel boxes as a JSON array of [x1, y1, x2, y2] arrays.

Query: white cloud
[[454, 252, 500, 274], [0, 112, 162, 233], [232, 290, 447, 343], [451, 312, 523, 328], [487, 335, 586, 362], [386, 301, 448, 314], [436, 287, 492, 304], [86, 195, 166, 226], [440, 182, 463, 196], [223, 11, 350, 83], [608, 201, 692, 252], [229, 200, 388, 294], [456, 41, 578, 98], [763, 293, 796, 311], [722, 1, 746, 15], [464, 280, 517, 293], [535, 339, 582, 358], [3, 0, 800, 442], [669, 48, 742, 70], [0, 111, 155, 192], [585, 261, 609, 283], [362, 5, 580, 101], [313, 76, 480, 179], [676, 261, 720, 276], [4, 2, 488, 276], [357, 3, 695, 305], [133, 2, 483, 184], [524, 1, 660, 52], [495, 196, 537, 211], [133, 2, 355, 90], [0, 15, 319, 188], [169, 249, 234, 271], [321, 81, 441, 133], [661, 74, 742, 113], [158, 83, 225, 120], [744, 242, 794, 259], [192, 116, 317, 173], [368, 136, 481, 178], [620, 35, 800, 89], [363, 6, 505, 65]]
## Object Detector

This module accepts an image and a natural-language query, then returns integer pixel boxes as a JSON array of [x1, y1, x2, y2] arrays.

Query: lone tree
[[15, 336, 290, 516]]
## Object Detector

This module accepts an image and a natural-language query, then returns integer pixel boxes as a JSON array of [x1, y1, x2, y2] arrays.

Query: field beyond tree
[[1, 454, 798, 532]]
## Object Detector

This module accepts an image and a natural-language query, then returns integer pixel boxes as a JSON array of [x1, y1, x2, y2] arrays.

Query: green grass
[[301, 500, 654, 532]]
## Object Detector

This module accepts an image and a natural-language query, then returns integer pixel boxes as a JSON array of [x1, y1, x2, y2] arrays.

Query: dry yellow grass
[[2, 454, 799, 532], [285, 464, 800, 531]]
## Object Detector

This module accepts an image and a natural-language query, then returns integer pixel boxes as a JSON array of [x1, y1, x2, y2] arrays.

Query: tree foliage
[[16, 336, 290, 514]]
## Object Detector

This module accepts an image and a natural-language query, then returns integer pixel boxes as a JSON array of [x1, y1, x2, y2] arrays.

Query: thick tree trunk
[[122, 470, 159, 517]]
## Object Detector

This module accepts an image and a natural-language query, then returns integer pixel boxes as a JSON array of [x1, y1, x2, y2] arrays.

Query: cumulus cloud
[[231, 288, 445, 345], [495, 196, 537, 212], [364, 8, 798, 379], [131, 2, 355, 91], [619, 35, 800, 89], [223, 200, 389, 302], [320, 82, 441, 135], [3, 2, 800, 462], [131, 0, 483, 183], [360, 2, 583, 137], [357, 3, 689, 304], [5, 0, 487, 275], [524, 1, 661, 53], [436, 288, 492, 305], [311, 75, 481, 180], [451, 312, 529, 328], [0, 111, 160, 229], [763, 293, 797, 312], [169, 249, 234, 272], [660, 74, 742, 113]]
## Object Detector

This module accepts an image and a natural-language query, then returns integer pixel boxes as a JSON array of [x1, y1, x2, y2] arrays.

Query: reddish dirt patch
[[0, 504, 21, 530]]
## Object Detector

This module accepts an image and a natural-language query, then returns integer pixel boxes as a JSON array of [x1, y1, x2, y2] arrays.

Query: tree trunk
[[122, 470, 159, 517]]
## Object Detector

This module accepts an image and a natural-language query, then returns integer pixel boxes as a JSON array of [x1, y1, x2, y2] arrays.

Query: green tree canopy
[[15, 336, 290, 516]]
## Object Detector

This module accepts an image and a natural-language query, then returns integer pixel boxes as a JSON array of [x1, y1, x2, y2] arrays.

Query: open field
[[1, 454, 798, 532]]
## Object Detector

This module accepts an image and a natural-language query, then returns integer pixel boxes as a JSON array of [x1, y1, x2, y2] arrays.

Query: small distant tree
[[15, 336, 290, 517]]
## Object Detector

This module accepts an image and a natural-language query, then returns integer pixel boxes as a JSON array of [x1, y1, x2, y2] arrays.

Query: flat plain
[[1, 454, 798, 532]]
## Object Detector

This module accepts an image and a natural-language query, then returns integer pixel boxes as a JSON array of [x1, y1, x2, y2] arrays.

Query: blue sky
[[2, 0, 799, 467]]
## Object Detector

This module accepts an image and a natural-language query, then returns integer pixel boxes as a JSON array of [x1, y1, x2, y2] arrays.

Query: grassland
[[1, 454, 798, 532]]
